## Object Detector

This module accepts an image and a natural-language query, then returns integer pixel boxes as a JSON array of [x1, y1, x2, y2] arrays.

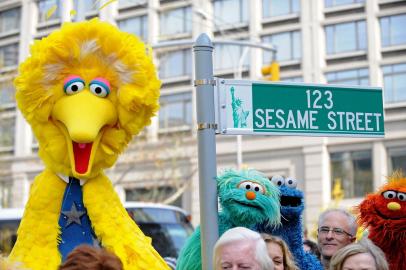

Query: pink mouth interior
[[72, 142, 93, 174]]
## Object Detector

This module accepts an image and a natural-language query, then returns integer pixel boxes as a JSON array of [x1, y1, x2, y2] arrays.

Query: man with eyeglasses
[[316, 208, 357, 270]]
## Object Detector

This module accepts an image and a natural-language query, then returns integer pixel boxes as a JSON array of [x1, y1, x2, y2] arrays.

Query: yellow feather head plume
[[15, 19, 161, 178]]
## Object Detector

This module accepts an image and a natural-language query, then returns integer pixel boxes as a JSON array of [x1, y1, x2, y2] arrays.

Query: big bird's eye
[[285, 177, 297, 189], [382, 191, 397, 199], [89, 78, 110, 98], [63, 77, 85, 95], [397, 192, 406, 201], [271, 175, 285, 187]]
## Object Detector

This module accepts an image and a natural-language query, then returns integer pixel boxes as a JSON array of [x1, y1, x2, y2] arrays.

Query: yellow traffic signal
[[261, 61, 280, 81]]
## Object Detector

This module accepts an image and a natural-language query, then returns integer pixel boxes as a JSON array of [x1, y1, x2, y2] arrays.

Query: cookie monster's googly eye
[[252, 183, 265, 194], [382, 190, 397, 199], [271, 175, 285, 187], [89, 81, 110, 98], [285, 177, 297, 189], [397, 192, 406, 201], [63, 77, 85, 95]]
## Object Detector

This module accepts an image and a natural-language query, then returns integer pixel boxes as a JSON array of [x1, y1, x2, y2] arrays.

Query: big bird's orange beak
[[51, 90, 117, 178]]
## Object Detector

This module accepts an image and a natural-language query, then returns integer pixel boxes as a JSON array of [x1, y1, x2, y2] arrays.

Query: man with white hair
[[213, 227, 274, 270]]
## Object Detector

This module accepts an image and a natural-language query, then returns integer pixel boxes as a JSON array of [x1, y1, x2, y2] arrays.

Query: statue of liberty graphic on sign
[[230, 87, 249, 128]]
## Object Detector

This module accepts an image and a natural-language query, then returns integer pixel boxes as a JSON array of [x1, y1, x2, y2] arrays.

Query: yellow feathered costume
[[9, 19, 170, 270]]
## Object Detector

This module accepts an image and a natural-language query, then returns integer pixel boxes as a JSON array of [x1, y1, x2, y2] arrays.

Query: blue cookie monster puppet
[[258, 175, 323, 270], [176, 169, 281, 270]]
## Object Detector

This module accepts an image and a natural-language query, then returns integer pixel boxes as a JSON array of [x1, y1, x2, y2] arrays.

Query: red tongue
[[72, 142, 93, 174]]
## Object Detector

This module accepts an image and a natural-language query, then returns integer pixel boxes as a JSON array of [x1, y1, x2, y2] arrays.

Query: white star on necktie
[[62, 203, 85, 227]]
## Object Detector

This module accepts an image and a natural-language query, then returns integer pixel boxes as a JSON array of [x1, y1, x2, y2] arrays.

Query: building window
[[0, 179, 12, 208], [214, 0, 248, 26], [262, 0, 299, 18], [0, 44, 19, 68], [382, 63, 406, 103], [262, 31, 301, 62], [119, 0, 147, 7], [0, 81, 15, 107], [117, 15, 148, 41], [330, 150, 372, 199], [324, 0, 364, 8], [325, 20, 367, 55], [0, 8, 20, 34], [73, 0, 98, 14], [214, 44, 249, 71], [0, 116, 15, 148], [283, 76, 303, 82], [160, 7, 192, 36], [380, 14, 406, 48], [326, 68, 369, 86], [159, 92, 192, 130], [388, 147, 406, 174], [38, 0, 60, 22], [159, 49, 191, 79]]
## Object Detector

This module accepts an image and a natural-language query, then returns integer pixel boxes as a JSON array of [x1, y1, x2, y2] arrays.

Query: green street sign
[[215, 79, 385, 137]]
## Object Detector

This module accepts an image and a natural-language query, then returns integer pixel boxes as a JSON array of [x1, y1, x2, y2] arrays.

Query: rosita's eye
[[382, 190, 397, 199], [89, 78, 110, 98], [63, 76, 85, 95], [238, 181, 252, 190], [252, 183, 265, 194]]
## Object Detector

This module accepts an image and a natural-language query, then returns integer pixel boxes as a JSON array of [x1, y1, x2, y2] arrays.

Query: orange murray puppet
[[9, 19, 169, 270], [357, 171, 406, 270]]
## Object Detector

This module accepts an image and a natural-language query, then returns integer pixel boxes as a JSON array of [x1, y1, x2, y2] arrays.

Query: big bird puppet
[[357, 171, 406, 270], [9, 19, 170, 270]]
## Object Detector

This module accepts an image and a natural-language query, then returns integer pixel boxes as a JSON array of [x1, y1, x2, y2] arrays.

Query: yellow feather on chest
[[9, 170, 169, 270]]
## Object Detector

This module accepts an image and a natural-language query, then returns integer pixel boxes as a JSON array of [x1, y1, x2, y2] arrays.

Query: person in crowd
[[213, 227, 274, 270], [261, 234, 299, 270], [58, 245, 123, 270], [317, 209, 357, 270], [304, 239, 321, 258], [329, 237, 388, 270]]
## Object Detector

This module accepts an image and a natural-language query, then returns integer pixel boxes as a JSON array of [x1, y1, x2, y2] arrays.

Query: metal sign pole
[[193, 34, 218, 270]]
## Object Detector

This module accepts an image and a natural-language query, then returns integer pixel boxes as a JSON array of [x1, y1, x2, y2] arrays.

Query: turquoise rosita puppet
[[9, 19, 169, 270], [258, 176, 323, 270], [176, 169, 281, 270]]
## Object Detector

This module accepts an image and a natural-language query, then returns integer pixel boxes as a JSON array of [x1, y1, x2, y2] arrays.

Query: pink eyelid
[[91, 77, 110, 89], [64, 75, 82, 85]]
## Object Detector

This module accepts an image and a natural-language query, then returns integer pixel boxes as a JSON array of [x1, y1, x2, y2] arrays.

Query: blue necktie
[[58, 177, 99, 261]]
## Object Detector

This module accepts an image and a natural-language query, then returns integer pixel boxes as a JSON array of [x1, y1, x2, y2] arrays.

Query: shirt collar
[[57, 174, 86, 186]]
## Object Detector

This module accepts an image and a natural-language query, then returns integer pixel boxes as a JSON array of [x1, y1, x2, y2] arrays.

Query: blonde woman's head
[[261, 234, 299, 270], [329, 238, 388, 270]]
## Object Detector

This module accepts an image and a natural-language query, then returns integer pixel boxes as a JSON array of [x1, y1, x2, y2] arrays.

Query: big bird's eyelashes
[[63, 76, 111, 98], [63, 76, 85, 95], [90, 78, 111, 98]]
